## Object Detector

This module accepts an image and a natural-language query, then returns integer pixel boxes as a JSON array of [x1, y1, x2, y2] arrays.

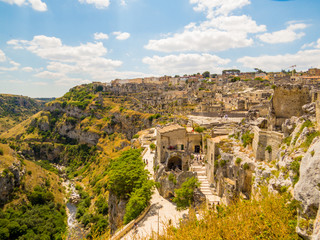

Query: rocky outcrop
[[0, 159, 25, 205], [108, 191, 128, 234], [156, 166, 196, 199], [294, 138, 320, 239]]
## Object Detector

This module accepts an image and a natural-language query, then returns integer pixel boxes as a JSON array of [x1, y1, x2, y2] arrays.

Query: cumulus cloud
[[28, 0, 47, 11], [120, 0, 126, 6], [0, 0, 47, 11], [94, 32, 109, 40], [145, 15, 266, 52], [143, 53, 230, 75], [78, 0, 110, 9], [7, 35, 126, 86], [21, 66, 33, 72], [8, 35, 109, 63], [258, 23, 307, 44], [113, 32, 130, 40], [190, 0, 250, 18], [0, 50, 6, 62], [237, 48, 320, 71], [145, 0, 265, 53]]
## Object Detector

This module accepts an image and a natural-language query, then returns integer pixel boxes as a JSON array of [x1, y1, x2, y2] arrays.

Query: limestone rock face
[[294, 139, 320, 239], [156, 169, 195, 199], [108, 191, 128, 234], [0, 159, 24, 205], [282, 116, 298, 137], [303, 102, 316, 115]]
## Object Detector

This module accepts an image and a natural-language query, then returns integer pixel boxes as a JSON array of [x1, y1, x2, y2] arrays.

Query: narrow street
[[122, 145, 188, 239]]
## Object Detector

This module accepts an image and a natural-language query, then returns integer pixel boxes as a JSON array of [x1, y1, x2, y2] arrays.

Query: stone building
[[269, 84, 311, 130], [156, 124, 202, 171]]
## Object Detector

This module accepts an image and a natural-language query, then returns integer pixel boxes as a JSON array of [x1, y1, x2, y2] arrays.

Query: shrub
[[220, 160, 227, 167], [160, 191, 300, 240], [194, 126, 205, 133], [150, 143, 156, 151], [241, 131, 254, 147], [265, 145, 272, 153], [132, 134, 139, 139], [123, 180, 154, 224], [172, 177, 200, 210], [0, 148, 3, 155], [243, 163, 250, 170], [235, 157, 242, 165], [168, 173, 177, 184]]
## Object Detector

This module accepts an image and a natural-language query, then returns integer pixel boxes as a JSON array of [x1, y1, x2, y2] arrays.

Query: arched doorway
[[167, 156, 182, 170]]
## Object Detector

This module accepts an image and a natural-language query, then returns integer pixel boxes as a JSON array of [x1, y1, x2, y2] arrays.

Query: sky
[[0, 0, 320, 97]]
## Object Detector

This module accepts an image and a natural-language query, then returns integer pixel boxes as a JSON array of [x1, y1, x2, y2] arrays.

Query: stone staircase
[[192, 164, 221, 207]]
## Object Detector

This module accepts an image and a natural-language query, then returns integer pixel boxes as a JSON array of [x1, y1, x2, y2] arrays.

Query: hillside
[[0, 94, 47, 133], [0, 83, 161, 238], [0, 143, 66, 239]]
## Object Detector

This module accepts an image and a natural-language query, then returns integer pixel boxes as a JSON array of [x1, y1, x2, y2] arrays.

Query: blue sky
[[0, 0, 320, 97]]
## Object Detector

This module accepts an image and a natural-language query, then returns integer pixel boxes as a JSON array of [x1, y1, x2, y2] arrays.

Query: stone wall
[[252, 126, 283, 161], [270, 85, 311, 129], [316, 101, 320, 130]]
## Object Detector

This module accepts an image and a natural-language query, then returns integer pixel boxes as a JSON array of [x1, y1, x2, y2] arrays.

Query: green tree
[[202, 71, 210, 78], [173, 177, 200, 210]]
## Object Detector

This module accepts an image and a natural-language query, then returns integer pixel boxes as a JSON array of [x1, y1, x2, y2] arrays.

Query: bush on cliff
[[158, 191, 300, 240], [107, 149, 154, 223], [172, 177, 200, 210]]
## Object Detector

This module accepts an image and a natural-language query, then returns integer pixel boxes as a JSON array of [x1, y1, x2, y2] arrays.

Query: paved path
[[122, 144, 187, 240]]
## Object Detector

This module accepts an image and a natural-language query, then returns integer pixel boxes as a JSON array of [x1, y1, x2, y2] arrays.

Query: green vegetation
[[158, 191, 300, 240], [0, 186, 66, 240], [235, 157, 242, 165], [291, 156, 302, 186], [168, 173, 177, 184], [132, 134, 139, 139], [241, 131, 254, 147], [149, 143, 156, 151], [300, 131, 320, 150], [0, 148, 3, 156], [194, 126, 205, 133], [265, 145, 272, 153], [172, 177, 200, 210], [106, 149, 154, 223]]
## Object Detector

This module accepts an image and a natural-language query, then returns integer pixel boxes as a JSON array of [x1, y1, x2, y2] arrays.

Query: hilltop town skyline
[[0, 0, 320, 97]]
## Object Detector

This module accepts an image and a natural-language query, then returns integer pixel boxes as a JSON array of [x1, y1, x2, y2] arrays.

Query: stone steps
[[192, 164, 220, 206]]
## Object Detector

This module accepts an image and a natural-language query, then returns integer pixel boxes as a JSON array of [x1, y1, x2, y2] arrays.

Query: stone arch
[[167, 156, 182, 171]]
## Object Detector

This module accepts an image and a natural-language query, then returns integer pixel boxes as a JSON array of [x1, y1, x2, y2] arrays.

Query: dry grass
[[0, 112, 41, 139], [148, 192, 299, 240], [0, 143, 16, 171]]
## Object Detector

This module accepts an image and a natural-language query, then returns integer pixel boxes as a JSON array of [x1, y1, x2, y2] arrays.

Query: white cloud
[[0, 0, 47, 11], [94, 32, 109, 40], [78, 0, 110, 9], [28, 0, 47, 11], [21, 66, 33, 72], [0, 49, 6, 62], [0, 0, 25, 6], [0, 60, 20, 71], [8, 35, 108, 62], [190, 0, 250, 18], [145, 15, 266, 52], [317, 39, 320, 48], [113, 31, 130, 40], [31, 81, 48, 86], [258, 23, 307, 44], [143, 53, 230, 75], [120, 0, 126, 6], [8, 35, 127, 86], [145, 0, 266, 53], [237, 48, 320, 72]]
